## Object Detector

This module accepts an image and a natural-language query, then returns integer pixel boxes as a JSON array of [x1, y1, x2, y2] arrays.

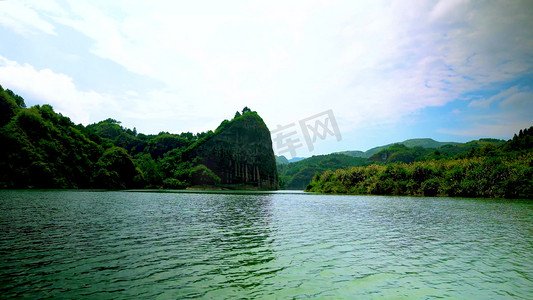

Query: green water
[[0, 190, 532, 299]]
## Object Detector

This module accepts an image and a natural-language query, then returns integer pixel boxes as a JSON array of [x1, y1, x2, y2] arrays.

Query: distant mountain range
[[276, 156, 306, 164], [337, 138, 461, 158], [276, 138, 461, 163], [276, 137, 506, 190]]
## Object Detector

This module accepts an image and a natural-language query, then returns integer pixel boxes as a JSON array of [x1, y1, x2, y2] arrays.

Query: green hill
[[281, 138, 507, 191], [0, 85, 142, 189], [277, 153, 370, 189], [276, 155, 289, 164], [306, 127, 533, 198], [186, 110, 278, 190], [0, 85, 277, 190], [338, 138, 461, 158]]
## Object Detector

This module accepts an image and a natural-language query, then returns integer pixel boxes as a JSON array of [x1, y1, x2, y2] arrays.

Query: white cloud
[[0, 1, 57, 35], [429, 0, 469, 22], [438, 122, 531, 138], [499, 90, 533, 110], [469, 86, 520, 108], [441, 86, 533, 138], [0, 55, 218, 133], [0, 55, 105, 124], [1, 0, 532, 144]]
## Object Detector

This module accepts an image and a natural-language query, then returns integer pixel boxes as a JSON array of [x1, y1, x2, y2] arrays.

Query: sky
[[0, 0, 532, 158]]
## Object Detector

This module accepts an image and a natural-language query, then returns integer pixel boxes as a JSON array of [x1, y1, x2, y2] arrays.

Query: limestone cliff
[[187, 111, 278, 190]]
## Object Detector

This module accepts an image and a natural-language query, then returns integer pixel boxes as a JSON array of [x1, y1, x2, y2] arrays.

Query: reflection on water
[[0, 190, 532, 299]]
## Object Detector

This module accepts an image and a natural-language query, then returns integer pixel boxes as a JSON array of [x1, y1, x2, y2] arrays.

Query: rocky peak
[[188, 111, 278, 190]]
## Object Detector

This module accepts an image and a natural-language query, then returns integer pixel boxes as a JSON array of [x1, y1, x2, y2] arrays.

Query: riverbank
[[306, 152, 533, 199]]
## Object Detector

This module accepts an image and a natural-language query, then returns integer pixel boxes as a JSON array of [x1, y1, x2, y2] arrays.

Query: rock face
[[189, 112, 278, 190]]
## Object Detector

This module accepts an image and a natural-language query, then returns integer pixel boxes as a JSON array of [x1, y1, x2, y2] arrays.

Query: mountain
[[277, 153, 370, 190], [278, 139, 463, 190], [0, 85, 142, 189], [276, 155, 289, 164], [338, 138, 461, 158], [0, 85, 277, 190], [278, 137, 507, 190], [289, 157, 306, 163], [337, 150, 365, 158], [306, 126, 533, 199], [86, 108, 278, 190], [397, 138, 461, 149], [187, 111, 278, 190]]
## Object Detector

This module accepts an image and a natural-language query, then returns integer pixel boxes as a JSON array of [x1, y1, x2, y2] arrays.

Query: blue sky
[[0, 0, 532, 158]]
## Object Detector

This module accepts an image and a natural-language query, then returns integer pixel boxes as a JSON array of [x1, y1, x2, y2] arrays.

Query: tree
[[95, 147, 143, 189], [242, 106, 251, 114], [0, 87, 19, 126], [190, 164, 221, 185], [134, 153, 163, 187], [5, 89, 26, 108], [180, 131, 194, 141], [146, 133, 190, 158]]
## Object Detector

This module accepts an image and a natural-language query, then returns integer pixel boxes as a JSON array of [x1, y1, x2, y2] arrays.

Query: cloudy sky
[[1, 0, 532, 157]]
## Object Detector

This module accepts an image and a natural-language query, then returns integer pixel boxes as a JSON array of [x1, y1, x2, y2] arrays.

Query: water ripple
[[0, 191, 532, 299]]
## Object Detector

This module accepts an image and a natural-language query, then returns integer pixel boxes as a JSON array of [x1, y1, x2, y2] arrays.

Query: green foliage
[[0, 86, 275, 190], [134, 153, 163, 188], [278, 153, 370, 189], [162, 178, 188, 189], [6, 82, 528, 197], [87, 121, 123, 140], [0, 85, 20, 126], [190, 164, 221, 185], [5, 89, 26, 108], [215, 119, 231, 133], [306, 149, 533, 199], [305, 137, 514, 196], [242, 106, 252, 114], [95, 147, 143, 189], [421, 178, 440, 196], [340, 138, 503, 159], [0, 90, 145, 189], [503, 126, 533, 152], [287, 137, 503, 191], [0, 103, 105, 188], [146, 133, 190, 158]]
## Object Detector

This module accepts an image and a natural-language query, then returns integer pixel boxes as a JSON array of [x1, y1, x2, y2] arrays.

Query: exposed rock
[[188, 111, 278, 190]]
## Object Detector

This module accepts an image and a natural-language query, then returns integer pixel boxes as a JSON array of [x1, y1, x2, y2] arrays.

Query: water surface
[[0, 190, 532, 298]]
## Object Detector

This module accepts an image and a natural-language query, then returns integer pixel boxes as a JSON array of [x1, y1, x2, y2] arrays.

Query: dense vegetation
[[277, 138, 506, 190], [2, 82, 530, 197], [0, 84, 266, 189], [337, 138, 461, 158], [0, 85, 143, 189], [306, 127, 533, 198], [277, 154, 371, 189], [85, 117, 220, 189]]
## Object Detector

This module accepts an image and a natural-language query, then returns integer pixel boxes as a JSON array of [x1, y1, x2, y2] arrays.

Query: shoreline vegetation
[[305, 128, 533, 199], [1, 84, 531, 198]]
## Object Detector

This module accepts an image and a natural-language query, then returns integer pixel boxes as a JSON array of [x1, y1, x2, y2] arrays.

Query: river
[[0, 190, 532, 299]]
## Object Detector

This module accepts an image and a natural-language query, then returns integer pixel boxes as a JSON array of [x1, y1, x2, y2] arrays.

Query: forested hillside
[[277, 154, 370, 189], [278, 138, 505, 190], [337, 138, 461, 158], [2, 82, 529, 197], [306, 127, 533, 198], [0, 85, 142, 188], [0, 85, 277, 190]]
